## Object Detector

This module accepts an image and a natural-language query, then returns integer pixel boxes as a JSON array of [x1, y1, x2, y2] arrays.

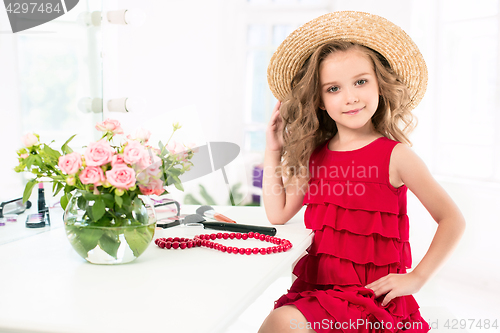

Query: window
[[433, 0, 500, 182], [17, 1, 103, 149], [1, 0, 103, 191], [243, 0, 330, 152]]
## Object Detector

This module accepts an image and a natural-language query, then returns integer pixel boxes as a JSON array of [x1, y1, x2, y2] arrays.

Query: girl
[[259, 11, 466, 333]]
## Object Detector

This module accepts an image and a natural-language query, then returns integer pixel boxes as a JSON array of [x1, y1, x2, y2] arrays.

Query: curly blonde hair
[[279, 41, 417, 186]]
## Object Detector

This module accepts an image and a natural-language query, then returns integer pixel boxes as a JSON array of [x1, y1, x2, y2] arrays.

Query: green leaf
[[96, 213, 113, 226], [22, 179, 37, 203], [174, 180, 184, 191], [199, 184, 217, 205], [77, 196, 87, 210], [168, 174, 182, 187], [65, 224, 104, 259], [24, 155, 35, 169], [85, 205, 94, 220], [228, 182, 243, 206], [60, 193, 70, 211], [42, 145, 61, 160], [168, 167, 182, 176], [98, 230, 121, 259], [102, 194, 114, 207], [61, 134, 77, 154], [53, 182, 64, 197], [92, 198, 105, 221], [64, 185, 76, 193], [114, 194, 123, 208], [14, 164, 25, 173], [183, 194, 202, 205], [124, 226, 155, 257], [83, 192, 97, 201], [121, 192, 131, 207], [32, 155, 43, 168]]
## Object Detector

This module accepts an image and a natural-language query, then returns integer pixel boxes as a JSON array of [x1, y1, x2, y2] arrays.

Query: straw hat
[[267, 11, 428, 110]]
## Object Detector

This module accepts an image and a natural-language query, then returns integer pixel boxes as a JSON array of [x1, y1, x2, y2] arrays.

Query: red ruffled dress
[[274, 137, 430, 333]]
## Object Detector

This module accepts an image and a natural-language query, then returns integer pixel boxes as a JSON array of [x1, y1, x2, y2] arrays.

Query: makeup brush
[[157, 214, 277, 236], [184, 214, 276, 236], [196, 205, 236, 223]]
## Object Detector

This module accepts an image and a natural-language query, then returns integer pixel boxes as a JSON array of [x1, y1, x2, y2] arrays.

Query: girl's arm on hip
[[393, 143, 466, 284]]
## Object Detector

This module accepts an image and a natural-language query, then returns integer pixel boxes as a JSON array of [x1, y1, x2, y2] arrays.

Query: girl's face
[[319, 49, 380, 133]]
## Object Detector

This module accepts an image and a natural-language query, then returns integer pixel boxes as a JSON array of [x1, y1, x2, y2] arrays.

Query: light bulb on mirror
[[107, 97, 145, 113], [107, 9, 146, 26]]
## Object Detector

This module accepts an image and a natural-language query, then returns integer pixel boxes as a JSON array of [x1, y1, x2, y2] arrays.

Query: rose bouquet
[[15, 119, 194, 263], [15, 119, 193, 221]]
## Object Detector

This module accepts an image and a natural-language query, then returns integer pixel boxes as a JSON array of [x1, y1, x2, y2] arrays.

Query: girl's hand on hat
[[364, 271, 425, 307], [266, 101, 284, 152]]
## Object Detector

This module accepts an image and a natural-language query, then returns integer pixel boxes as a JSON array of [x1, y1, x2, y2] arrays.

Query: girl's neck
[[329, 123, 383, 150], [333, 123, 381, 144]]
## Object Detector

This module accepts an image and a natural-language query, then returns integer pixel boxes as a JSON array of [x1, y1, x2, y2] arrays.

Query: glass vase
[[63, 190, 157, 264]]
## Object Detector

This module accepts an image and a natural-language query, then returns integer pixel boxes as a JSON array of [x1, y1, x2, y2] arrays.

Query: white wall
[[0, 8, 24, 199], [101, 0, 250, 205]]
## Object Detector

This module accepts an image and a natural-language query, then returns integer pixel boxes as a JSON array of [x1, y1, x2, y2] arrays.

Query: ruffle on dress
[[303, 200, 412, 270], [304, 179, 407, 214], [275, 283, 429, 333]]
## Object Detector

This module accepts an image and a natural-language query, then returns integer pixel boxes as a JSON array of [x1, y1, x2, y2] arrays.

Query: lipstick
[[36, 182, 50, 226], [38, 183, 46, 214]]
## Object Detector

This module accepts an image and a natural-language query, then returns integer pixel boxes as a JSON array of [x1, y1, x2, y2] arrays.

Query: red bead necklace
[[155, 231, 292, 255]]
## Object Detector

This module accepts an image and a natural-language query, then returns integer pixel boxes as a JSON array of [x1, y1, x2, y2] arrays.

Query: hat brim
[[267, 11, 428, 111]]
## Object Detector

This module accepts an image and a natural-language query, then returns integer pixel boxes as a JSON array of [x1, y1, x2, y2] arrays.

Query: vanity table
[[0, 205, 312, 333]]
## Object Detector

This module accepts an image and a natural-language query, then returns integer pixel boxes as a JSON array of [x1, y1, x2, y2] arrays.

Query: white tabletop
[[0, 205, 312, 333]]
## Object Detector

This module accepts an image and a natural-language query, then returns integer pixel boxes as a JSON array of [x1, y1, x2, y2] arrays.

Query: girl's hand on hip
[[266, 101, 284, 152], [364, 272, 425, 306]]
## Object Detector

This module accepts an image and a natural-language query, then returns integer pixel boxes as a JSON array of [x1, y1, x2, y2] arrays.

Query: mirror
[[13, 0, 103, 147]]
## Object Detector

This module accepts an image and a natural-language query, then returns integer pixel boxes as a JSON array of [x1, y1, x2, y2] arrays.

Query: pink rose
[[95, 119, 124, 135], [58, 152, 82, 175], [139, 178, 164, 196], [167, 141, 188, 161], [22, 133, 39, 147], [106, 164, 136, 190], [111, 154, 125, 167], [166, 141, 184, 154], [135, 155, 161, 185], [140, 151, 162, 177], [186, 142, 199, 153], [127, 128, 151, 143], [123, 141, 147, 166], [20, 153, 29, 159], [146, 146, 161, 156], [79, 166, 105, 185], [138, 186, 154, 196], [84, 140, 114, 166], [136, 170, 150, 185], [146, 161, 162, 178]]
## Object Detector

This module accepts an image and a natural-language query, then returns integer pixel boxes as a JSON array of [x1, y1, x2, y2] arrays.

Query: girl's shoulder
[[390, 140, 414, 161], [389, 140, 425, 188]]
